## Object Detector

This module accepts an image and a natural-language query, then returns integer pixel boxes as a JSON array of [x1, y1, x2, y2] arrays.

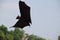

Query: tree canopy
[[0, 25, 46, 40]]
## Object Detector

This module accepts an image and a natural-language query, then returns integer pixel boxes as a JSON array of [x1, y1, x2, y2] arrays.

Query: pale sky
[[0, 0, 60, 40]]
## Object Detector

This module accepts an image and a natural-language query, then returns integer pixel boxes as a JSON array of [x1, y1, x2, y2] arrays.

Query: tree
[[5, 34, 14, 40], [28, 34, 36, 40], [0, 25, 8, 34], [58, 36, 60, 40], [0, 30, 5, 40], [0, 25, 46, 40], [28, 34, 46, 40], [13, 28, 24, 40]]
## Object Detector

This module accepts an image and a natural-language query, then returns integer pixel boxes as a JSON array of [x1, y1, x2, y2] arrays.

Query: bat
[[12, 1, 32, 28]]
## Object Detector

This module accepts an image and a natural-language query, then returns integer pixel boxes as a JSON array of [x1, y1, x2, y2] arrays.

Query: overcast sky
[[0, 0, 60, 40]]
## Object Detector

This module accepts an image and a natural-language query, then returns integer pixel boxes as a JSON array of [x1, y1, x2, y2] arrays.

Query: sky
[[0, 0, 60, 40]]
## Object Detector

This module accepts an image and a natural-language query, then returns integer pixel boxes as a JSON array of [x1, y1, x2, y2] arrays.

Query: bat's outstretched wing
[[19, 1, 32, 24]]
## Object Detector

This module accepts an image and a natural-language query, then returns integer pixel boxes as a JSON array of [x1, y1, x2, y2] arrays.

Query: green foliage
[[28, 34, 46, 40], [0, 25, 46, 40], [6, 34, 14, 40], [28, 34, 36, 40], [58, 36, 60, 40], [13, 34, 21, 40], [0, 25, 7, 34], [13, 28, 24, 40], [14, 28, 24, 38], [0, 30, 5, 40]]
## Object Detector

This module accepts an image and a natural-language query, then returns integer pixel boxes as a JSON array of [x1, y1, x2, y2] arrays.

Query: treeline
[[58, 36, 60, 40], [0, 25, 46, 40]]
